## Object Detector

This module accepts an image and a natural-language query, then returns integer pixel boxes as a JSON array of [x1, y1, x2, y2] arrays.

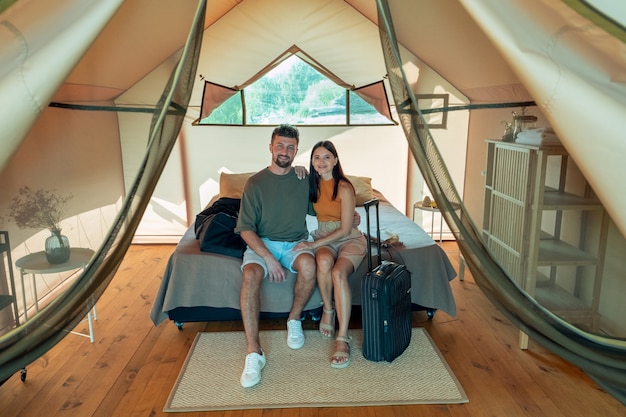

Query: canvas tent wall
[[0, 0, 625, 402], [3, 0, 625, 236]]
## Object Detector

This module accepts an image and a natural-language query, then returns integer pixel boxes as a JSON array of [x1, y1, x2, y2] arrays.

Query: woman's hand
[[294, 241, 315, 252]]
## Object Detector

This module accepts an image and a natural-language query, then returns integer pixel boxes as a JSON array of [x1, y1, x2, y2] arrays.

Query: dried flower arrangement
[[7, 187, 73, 233]]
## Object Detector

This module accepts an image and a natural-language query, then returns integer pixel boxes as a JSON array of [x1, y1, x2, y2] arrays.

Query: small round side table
[[16, 247, 96, 342], [413, 202, 445, 244]]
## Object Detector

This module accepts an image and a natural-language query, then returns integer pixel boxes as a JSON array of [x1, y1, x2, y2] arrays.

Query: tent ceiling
[[52, 0, 200, 103], [50, 0, 531, 107], [193, 0, 387, 95], [346, 0, 531, 103], [193, 0, 531, 104]]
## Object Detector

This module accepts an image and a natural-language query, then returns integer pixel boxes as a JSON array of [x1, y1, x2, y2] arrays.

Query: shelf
[[542, 191, 602, 210], [535, 284, 591, 312], [0, 294, 16, 310], [534, 284, 599, 330], [535, 270, 551, 287], [0, 231, 19, 330], [537, 239, 598, 265]]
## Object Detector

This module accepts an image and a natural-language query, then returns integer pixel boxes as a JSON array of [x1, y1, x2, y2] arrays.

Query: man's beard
[[274, 155, 292, 168]]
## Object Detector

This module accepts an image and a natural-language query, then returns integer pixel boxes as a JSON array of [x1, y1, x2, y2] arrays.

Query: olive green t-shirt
[[235, 167, 310, 242]]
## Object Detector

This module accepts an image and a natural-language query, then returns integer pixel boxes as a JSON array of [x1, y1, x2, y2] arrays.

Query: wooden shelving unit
[[482, 140, 608, 349], [0, 231, 19, 332]]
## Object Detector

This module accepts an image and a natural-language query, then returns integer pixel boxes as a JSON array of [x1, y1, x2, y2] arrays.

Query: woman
[[295, 140, 367, 368]]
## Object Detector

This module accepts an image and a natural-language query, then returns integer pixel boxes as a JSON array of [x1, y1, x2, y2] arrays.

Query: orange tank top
[[313, 179, 341, 222]]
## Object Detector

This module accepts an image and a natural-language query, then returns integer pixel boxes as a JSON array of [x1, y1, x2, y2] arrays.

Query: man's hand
[[265, 256, 286, 282], [240, 230, 286, 282], [352, 210, 361, 228]]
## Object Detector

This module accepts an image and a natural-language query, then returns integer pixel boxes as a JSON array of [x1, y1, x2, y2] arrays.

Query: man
[[235, 124, 317, 388]]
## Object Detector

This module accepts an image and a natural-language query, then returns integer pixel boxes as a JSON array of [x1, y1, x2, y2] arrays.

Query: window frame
[[196, 52, 396, 127]]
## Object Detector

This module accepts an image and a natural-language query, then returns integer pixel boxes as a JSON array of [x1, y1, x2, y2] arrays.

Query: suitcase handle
[[363, 198, 381, 270]]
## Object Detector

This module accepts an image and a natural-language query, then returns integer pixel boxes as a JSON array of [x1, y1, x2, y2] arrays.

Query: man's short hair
[[271, 124, 299, 144]]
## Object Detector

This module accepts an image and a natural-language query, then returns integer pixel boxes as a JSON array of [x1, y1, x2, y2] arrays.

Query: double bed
[[150, 173, 457, 328]]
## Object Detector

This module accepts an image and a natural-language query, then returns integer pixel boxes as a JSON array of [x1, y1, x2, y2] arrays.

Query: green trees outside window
[[200, 56, 392, 126]]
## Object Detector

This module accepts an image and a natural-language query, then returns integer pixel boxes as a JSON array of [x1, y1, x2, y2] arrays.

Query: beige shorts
[[312, 222, 367, 270]]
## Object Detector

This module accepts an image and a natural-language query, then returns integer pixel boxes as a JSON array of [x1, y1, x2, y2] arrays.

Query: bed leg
[[459, 255, 465, 281]]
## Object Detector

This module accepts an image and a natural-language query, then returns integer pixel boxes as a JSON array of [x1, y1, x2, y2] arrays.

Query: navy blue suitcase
[[361, 199, 412, 362]]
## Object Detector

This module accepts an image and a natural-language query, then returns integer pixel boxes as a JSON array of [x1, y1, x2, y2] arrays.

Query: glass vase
[[45, 229, 70, 264]]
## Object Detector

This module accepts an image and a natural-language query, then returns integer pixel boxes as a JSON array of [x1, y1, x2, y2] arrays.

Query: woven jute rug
[[164, 328, 468, 412]]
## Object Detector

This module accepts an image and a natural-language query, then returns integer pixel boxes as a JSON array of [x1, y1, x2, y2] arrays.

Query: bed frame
[[150, 190, 457, 329]]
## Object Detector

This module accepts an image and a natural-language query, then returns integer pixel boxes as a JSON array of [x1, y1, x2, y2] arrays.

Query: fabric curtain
[[200, 81, 238, 121], [377, 0, 626, 405], [0, 0, 207, 382], [353, 81, 394, 123], [0, 0, 124, 174]]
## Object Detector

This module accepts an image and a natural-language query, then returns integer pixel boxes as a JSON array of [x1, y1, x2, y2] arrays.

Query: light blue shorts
[[241, 238, 315, 278]]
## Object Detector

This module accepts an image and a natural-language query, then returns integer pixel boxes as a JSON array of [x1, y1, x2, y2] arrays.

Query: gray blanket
[[150, 198, 457, 326]]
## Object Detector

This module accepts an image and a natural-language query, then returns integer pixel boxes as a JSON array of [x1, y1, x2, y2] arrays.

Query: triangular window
[[199, 53, 394, 126]]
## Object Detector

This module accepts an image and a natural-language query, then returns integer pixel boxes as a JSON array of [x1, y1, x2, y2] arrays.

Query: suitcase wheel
[[308, 310, 322, 322], [174, 321, 184, 330], [426, 309, 436, 320]]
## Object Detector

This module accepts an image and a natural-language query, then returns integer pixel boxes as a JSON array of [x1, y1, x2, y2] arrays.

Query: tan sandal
[[331, 336, 352, 369], [319, 308, 335, 339]]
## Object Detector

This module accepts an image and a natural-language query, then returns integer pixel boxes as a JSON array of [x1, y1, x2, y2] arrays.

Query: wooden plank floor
[[0, 242, 623, 416]]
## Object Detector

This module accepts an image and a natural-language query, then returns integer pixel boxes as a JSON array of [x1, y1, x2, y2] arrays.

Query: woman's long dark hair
[[309, 140, 352, 203]]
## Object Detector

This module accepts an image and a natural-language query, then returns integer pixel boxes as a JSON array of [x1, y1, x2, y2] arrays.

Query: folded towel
[[515, 127, 560, 146]]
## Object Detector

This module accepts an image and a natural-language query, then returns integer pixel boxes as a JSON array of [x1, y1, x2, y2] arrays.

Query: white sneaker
[[240, 351, 266, 388], [287, 319, 305, 349]]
